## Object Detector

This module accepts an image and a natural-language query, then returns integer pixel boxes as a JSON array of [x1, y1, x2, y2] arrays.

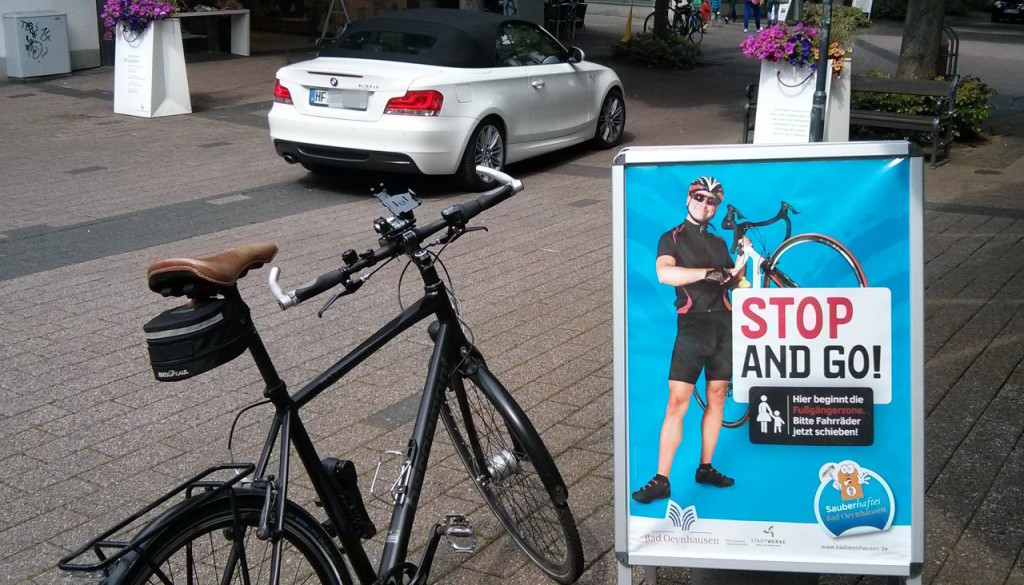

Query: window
[[496, 22, 566, 66], [335, 30, 437, 55]]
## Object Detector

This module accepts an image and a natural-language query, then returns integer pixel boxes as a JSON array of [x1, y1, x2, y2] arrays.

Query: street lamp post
[[808, 0, 833, 142]]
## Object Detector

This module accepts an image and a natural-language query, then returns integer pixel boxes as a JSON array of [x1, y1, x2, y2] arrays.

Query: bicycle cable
[[394, 238, 479, 376], [227, 399, 272, 463]]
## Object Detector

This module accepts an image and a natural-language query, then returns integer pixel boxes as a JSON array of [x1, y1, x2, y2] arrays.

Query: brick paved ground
[[1, 11, 1023, 585]]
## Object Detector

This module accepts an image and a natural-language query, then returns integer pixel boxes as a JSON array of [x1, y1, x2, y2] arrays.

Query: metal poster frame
[[611, 142, 924, 583]]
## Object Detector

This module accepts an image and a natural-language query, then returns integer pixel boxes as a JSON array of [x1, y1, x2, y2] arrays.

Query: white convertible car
[[269, 8, 626, 190]]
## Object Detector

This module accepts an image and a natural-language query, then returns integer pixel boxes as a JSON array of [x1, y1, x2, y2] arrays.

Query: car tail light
[[274, 80, 293, 105], [384, 90, 443, 116]]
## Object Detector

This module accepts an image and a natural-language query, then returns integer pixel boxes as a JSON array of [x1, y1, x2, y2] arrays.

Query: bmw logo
[[330, 77, 338, 87]]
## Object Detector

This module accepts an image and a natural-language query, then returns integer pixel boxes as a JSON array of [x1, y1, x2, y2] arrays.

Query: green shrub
[[801, 3, 872, 49], [868, 0, 908, 20], [862, 0, 989, 20], [610, 32, 702, 70], [850, 70, 997, 143]]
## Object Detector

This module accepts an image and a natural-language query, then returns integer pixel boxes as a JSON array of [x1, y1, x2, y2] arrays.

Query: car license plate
[[309, 88, 369, 111], [1006, 7, 1019, 13]]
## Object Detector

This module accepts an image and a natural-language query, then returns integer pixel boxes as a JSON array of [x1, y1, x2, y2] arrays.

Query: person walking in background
[[723, 0, 738, 23], [766, 0, 780, 25], [710, 0, 722, 24], [743, 0, 761, 32]]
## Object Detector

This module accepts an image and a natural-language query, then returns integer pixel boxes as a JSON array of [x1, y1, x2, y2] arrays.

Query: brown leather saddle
[[147, 243, 278, 298]]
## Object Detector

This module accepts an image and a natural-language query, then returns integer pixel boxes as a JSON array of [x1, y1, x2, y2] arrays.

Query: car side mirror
[[569, 47, 585, 63]]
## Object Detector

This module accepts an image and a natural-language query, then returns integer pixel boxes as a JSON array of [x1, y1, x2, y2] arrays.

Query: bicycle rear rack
[[58, 463, 255, 578]]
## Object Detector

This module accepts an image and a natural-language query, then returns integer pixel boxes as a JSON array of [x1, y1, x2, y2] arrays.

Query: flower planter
[[752, 58, 850, 144], [113, 19, 191, 117]]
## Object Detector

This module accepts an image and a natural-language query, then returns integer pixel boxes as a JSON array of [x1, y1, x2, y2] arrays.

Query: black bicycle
[[59, 168, 584, 585], [643, 0, 704, 44], [690, 201, 869, 428]]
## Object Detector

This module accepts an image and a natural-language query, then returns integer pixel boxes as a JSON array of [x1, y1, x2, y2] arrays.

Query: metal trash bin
[[3, 11, 71, 78]]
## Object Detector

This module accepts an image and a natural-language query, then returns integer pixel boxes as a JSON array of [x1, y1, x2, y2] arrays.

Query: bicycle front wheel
[[118, 490, 348, 585], [763, 233, 868, 288], [441, 370, 583, 584], [691, 383, 749, 428]]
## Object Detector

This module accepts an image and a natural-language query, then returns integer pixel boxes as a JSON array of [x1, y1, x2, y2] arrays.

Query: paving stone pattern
[[2, 15, 1024, 585]]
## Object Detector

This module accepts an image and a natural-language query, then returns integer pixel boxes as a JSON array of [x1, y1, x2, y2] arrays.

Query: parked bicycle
[[59, 168, 584, 585], [643, 0, 704, 44], [690, 201, 869, 428]]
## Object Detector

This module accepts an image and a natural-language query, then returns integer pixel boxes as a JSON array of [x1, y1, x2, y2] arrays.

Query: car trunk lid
[[277, 58, 445, 122]]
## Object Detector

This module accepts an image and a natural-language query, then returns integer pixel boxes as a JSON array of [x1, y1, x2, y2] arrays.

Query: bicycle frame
[[244, 244, 565, 585], [243, 263, 474, 583]]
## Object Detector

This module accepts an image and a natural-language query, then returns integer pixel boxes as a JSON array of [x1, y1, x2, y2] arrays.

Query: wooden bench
[[742, 74, 959, 168], [849, 74, 959, 168]]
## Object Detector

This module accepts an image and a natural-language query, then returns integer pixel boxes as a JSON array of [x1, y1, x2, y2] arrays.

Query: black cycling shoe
[[631, 475, 671, 503], [695, 465, 735, 488]]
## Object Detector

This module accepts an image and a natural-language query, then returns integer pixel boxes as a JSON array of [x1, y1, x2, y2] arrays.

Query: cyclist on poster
[[632, 176, 748, 503]]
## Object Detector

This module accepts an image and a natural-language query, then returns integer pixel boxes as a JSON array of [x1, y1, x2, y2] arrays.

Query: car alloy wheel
[[474, 124, 504, 172], [460, 119, 505, 191], [594, 89, 625, 149]]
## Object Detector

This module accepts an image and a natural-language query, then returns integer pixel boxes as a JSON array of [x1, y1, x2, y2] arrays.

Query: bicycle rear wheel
[[688, 13, 704, 44], [118, 490, 348, 585], [440, 369, 583, 584], [691, 383, 749, 428], [763, 233, 868, 288]]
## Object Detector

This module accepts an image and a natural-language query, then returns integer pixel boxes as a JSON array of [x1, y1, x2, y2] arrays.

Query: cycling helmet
[[688, 176, 724, 201]]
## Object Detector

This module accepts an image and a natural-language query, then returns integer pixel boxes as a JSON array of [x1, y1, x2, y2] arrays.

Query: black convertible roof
[[320, 9, 524, 68]]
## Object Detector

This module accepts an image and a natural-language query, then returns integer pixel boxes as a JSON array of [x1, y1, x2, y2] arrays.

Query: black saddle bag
[[143, 297, 254, 382]]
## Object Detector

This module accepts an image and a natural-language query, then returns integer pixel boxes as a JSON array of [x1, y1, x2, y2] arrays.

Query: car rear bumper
[[268, 104, 474, 175], [274, 140, 423, 173]]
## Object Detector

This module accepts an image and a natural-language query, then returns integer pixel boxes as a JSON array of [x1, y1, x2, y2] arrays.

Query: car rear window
[[318, 15, 496, 67], [335, 31, 437, 55]]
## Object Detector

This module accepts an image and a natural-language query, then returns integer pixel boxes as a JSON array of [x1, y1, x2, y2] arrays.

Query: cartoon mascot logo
[[814, 460, 895, 538]]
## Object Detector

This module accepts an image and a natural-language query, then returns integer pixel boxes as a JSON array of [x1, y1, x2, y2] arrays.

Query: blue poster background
[[625, 157, 912, 526]]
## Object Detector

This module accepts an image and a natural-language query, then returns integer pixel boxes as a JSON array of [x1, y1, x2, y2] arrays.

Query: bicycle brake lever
[[317, 278, 364, 318]]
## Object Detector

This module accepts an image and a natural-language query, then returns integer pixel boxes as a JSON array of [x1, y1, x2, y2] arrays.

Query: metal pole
[[808, 0, 832, 142], [790, 0, 802, 21]]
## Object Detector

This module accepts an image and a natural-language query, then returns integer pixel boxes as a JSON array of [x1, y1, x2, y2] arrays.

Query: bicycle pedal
[[443, 514, 476, 553]]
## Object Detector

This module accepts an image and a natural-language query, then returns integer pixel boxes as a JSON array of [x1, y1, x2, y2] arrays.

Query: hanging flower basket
[[101, 0, 178, 42], [742, 23, 852, 143]]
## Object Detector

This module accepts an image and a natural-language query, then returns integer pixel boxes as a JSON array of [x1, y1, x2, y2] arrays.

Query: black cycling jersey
[[657, 220, 734, 313]]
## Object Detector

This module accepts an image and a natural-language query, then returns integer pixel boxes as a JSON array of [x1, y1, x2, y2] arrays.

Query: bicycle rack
[[58, 463, 255, 577]]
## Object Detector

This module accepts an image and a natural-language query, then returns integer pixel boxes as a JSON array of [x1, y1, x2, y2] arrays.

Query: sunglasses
[[690, 192, 721, 206]]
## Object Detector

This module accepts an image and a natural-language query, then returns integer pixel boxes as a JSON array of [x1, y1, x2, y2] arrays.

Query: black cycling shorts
[[669, 311, 732, 384]]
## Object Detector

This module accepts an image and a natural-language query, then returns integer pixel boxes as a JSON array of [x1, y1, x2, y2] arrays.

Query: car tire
[[992, 11, 999, 22], [592, 89, 625, 149], [459, 118, 506, 192]]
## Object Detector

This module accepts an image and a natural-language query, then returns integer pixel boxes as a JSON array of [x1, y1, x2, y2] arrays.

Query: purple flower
[[100, 0, 176, 36]]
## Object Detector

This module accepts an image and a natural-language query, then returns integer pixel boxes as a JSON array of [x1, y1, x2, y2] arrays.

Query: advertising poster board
[[612, 142, 924, 581]]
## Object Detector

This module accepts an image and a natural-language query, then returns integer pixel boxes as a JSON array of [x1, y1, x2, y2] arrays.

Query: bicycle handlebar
[[268, 166, 524, 310], [720, 201, 799, 254]]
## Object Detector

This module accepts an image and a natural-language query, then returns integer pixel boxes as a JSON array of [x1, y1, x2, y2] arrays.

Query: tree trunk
[[652, 0, 670, 38], [896, 0, 947, 78]]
